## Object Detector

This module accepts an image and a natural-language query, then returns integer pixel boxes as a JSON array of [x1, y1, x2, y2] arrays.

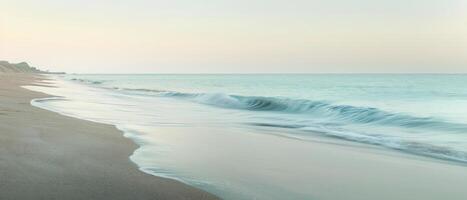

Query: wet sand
[[127, 125, 467, 200], [0, 73, 218, 200]]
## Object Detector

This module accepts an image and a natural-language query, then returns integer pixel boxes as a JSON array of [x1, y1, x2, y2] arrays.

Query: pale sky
[[1, 0, 467, 73]]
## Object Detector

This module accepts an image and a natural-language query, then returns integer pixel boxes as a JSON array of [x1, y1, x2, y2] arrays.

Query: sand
[[0, 73, 218, 200]]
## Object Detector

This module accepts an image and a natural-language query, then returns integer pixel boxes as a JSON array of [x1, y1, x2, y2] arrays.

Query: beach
[[22, 74, 467, 200], [0, 73, 218, 199], [3, 0, 467, 198]]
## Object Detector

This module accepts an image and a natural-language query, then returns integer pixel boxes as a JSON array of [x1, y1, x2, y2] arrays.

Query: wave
[[251, 122, 467, 163], [111, 87, 467, 133], [70, 78, 104, 85], [69, 83, 467, 164]]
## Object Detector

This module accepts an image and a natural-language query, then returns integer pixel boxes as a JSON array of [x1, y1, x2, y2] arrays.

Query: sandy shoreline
[[0, 73, 218, 199], [4, 73, 467, 200]]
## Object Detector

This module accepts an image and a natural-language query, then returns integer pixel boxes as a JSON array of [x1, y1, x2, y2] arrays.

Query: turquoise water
[[27, 74, 467, 199]]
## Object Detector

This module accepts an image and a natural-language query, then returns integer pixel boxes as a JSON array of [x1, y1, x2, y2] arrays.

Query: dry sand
[[0, 73, 218, 199]]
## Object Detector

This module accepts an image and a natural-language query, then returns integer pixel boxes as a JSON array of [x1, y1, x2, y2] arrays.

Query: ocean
[[26, 74, 467, 199]]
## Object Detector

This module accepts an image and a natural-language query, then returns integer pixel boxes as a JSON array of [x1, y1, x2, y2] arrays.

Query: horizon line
[[59, 72, 467, 75]]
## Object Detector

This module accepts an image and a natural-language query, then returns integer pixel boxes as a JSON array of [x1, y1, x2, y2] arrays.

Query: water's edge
[[26, 93, 219, 198], [22, 74, 467, 199]]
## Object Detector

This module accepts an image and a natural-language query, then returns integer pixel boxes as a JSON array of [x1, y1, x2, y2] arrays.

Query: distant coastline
[[0, 60, 65, 74]]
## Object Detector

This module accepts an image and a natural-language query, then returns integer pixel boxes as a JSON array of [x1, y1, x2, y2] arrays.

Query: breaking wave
[[67, 78, 467, 164], [112, 87, 467, 133]]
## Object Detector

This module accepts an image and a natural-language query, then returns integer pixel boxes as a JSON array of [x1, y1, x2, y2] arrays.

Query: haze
[[1, 0, 467, 73]]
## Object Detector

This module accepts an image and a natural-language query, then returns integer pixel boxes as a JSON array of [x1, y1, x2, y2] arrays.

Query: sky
[[1, 0, 467, 73]]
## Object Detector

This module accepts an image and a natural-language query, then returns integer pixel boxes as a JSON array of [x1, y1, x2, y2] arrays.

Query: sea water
[[26, 74, 467, 199]]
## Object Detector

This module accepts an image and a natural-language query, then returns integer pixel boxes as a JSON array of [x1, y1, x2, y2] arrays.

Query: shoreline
[[0, 73, 219, 199], [8, 73, 467, 199]]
